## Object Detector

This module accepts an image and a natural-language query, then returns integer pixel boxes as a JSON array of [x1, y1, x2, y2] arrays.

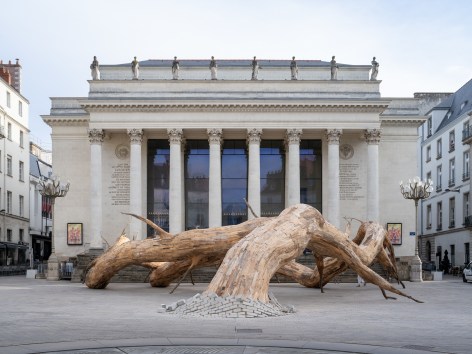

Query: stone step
[[70, 251, 391, 284]]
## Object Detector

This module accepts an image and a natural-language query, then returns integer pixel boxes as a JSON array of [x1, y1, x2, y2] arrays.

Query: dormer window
[[461, 101, 468, 111], [427, 117, 432, 137]]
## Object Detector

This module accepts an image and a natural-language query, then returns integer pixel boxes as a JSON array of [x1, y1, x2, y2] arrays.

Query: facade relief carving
[[207, 128, 223, 145], [127, 129, 143, 144], [339, 144, 354, 160], [326, 129, 342, 144], [285, 129, 302, 144], [246, 128, 263, 144], [115, 144, 130, 159], [88, 128, 105, 144], [167, 128, 183, 144], [364, 129, 381, 144]]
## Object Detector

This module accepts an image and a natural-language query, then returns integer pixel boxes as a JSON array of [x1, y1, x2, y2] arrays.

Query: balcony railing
[[448, 178, 455, 187], [463, 127, 472, 143], [436, 153, 442, 160], [449, 220, 455, 228], [436, 184, 442, 192], [463, 172, 470, 181], [464, 216, 472, 227], [436, 223, 442, 231]]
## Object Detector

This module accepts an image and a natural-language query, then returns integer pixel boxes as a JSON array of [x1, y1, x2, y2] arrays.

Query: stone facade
[[0, 60, 30, 273], [42, 58, 425, 273]]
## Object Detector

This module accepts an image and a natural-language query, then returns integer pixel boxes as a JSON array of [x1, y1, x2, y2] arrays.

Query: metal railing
[[464, 215, 472, 227], [462, 127, 472, 142]]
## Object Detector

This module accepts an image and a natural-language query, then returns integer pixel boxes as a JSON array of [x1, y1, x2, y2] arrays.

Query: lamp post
[[400, 177, 433, 282], [38, 176, 69, 280]]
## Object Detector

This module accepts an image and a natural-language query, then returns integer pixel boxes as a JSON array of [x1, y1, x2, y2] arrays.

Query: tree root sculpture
[[85, 204, 422, 309]]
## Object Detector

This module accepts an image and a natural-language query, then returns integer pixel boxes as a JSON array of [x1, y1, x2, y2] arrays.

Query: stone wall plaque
[[340, 163, 364, 201], [108, 162, 130, 206]]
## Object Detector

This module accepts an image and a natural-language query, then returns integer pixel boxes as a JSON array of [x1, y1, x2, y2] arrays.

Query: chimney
[[0, 58, 21, 92], [0, 67, 11, 85]]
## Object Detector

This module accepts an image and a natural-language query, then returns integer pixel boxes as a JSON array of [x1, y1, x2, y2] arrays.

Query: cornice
[[380, 118, 426, 126], [80, 103, 389, 113], [41, 116, 89, 127]]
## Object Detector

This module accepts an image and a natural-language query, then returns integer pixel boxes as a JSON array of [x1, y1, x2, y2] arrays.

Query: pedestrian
[[357, 275, 366, 287]]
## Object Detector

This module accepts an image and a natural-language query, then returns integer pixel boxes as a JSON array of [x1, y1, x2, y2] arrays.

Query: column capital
[[247, 128, 262, 144], [285, 129, 303, 144], [326, 129, 342, 144], [167, 128, 183, 144], [364, 129, 381, 145], [88, 128, 104, 144], [127, 128, 143, 144], [207, 128, 223, 145]]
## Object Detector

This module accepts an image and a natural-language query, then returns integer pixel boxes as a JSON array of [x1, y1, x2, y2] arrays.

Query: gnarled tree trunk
[[85, 204, 420, 303]]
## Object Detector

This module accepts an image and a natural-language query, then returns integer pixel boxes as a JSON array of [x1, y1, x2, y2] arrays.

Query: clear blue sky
[[2, 0, 472, 149]]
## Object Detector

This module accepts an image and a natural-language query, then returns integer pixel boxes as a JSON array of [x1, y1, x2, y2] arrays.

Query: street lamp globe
[[399, 177, 433, 282]]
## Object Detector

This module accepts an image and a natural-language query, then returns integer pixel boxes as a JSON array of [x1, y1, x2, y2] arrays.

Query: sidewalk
[[0, 275, 470, 354]]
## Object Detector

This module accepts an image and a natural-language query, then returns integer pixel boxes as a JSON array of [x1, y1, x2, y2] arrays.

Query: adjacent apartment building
[[419, 79, 472, 271], [0, 59, 30, 273], [29, 142, 52, 263]]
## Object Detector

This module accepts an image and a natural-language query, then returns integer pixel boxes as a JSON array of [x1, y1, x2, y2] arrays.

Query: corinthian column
[[286, 129, 302, 206], [88, 128, 104, 249], [247, 128, 262, 219], [365, 129, 381, 222], [208, 129, 223, 227], [326, 129, 342, 228], [168, 128, 183, 234], [127, 129, 143, 239]]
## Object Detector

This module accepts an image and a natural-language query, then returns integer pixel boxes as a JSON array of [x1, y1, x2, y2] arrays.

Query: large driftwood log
[[205, 204, 420, 303], [85, 217, 267, 289], [85, 204, 420, 303]]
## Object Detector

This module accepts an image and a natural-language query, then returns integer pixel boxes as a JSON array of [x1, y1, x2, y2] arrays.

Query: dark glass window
[[185, 140, 209, 230], [260, 140, 285, 217], [300, 140, 322, 212], [222, 140, 247, 225], [147, 140, 170, 235]]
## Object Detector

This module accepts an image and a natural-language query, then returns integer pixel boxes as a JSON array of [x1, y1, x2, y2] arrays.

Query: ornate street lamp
[[400, 177, 433, 282], [38, 176, 70, 280]]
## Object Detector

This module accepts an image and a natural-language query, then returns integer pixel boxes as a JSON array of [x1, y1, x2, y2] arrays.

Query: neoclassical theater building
[[42, 58, 425, 264]]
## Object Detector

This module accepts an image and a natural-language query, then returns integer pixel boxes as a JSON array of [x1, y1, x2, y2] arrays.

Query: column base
[[410, 255, 423, 282], [47, 253, 60, 281]]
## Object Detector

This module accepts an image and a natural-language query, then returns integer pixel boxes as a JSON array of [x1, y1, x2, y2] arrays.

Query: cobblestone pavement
[[0, 275, 470, 354]]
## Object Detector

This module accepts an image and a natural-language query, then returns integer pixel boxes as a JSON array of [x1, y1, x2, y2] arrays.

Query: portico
[[42, 58, 422, 265]]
